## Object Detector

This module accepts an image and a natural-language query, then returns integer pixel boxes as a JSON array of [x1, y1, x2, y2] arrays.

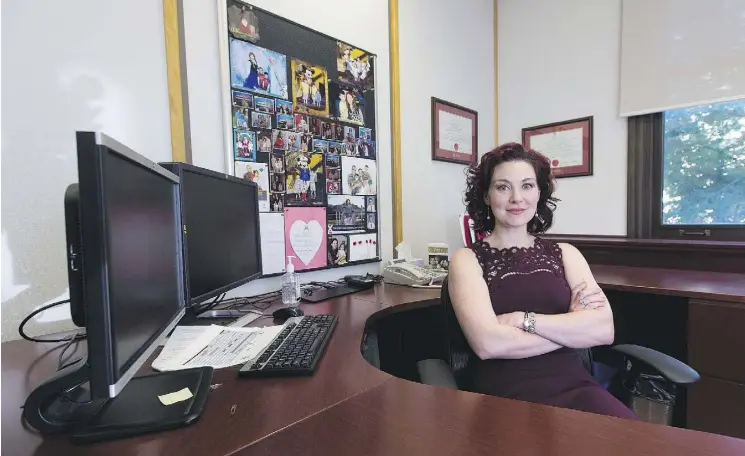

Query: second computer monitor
[[161, 163, 262, 307]]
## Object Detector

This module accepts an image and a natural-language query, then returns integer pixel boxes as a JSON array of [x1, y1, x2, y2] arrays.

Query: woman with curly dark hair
[[449, 142, 638, 420]]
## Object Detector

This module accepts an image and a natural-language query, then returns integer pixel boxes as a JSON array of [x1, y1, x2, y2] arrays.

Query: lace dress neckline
[[478, 237, 541, 256]]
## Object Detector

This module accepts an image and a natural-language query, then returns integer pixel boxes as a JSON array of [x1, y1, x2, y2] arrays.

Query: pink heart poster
[[284, 207, 327, 270]]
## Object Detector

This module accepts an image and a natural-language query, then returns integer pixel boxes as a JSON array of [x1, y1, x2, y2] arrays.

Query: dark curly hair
[[465, 142, 558, 235]]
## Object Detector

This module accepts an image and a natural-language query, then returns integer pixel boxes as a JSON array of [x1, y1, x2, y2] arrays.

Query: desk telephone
[[382, 259, 447, 286]]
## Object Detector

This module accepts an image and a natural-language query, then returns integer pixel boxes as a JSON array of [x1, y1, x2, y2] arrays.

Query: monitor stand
[[23, 356, 214, 444]]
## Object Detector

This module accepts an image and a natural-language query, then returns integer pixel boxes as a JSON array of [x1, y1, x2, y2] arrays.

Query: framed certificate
[[522, 116, 593, 178], [431, 97, 478, 165]]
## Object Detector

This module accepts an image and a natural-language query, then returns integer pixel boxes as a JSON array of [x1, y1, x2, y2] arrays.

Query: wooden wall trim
[[163, 0, 192, 163], [389, 0, 403, 249], [544, 234, 745, 273]]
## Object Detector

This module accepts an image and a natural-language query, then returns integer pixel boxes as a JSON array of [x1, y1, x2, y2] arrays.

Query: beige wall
[[498, 0, 627, 235], [399, 0, 497, 259]]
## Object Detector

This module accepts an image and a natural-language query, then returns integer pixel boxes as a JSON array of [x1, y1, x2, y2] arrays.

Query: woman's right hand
[[569, 281, 606, 312]]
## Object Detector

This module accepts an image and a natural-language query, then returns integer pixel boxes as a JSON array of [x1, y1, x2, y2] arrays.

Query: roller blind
[[619, 0, 745, 116]]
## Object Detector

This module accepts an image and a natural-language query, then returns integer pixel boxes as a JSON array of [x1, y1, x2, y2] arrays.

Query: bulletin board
[[217, 1, 380, 276]]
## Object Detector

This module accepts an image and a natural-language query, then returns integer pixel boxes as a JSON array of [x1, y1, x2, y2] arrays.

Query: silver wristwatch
[[523, 311, 536, 334]]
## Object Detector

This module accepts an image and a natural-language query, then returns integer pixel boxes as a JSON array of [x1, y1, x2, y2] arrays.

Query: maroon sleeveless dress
[[466, 237, 638, 420]]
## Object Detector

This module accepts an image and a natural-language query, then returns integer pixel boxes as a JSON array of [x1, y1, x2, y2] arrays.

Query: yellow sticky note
[[158, 387, 193, 406]]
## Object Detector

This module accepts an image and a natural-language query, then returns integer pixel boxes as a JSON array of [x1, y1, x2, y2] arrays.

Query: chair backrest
[[441, 275, 594, 381], [459, 213, 487, 247], [441, 276, 476, 382]]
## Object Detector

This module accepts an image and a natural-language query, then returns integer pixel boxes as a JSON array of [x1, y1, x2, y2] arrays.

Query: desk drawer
[[689, 300, 745, 382], [687, 375, 745, 439]]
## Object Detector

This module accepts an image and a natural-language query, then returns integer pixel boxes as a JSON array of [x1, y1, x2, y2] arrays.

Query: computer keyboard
[[238, 314, 337, 377]]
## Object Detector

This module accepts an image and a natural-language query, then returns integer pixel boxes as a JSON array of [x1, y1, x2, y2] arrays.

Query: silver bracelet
[[523, 311, 536, 334]]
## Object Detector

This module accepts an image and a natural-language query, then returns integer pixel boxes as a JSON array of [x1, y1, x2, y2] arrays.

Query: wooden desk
[[3, 280, 744, 456], [589, 264, 745, 303]]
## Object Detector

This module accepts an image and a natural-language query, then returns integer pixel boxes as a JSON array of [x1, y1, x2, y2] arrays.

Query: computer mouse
[[272, 306, 304, 320]]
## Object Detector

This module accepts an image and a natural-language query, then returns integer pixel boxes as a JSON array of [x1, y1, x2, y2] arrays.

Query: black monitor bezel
[[159, 162, 263, 308], [76, 132, 186, 399]]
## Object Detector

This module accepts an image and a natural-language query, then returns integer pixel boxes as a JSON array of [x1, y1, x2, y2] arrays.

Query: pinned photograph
[[227, 2, 260, 42], [234, 161, 269, 211], [270, 153, 284, 173], [285, 151, 325, 206], [327, 181, 340, 195], [366, 196, 376, 213], [230, 38, 288, 99], [294, 114, 310, 134], [277, 114, 295, 131], [327, 195, 366, 234], [333, 123, 344, 141], [330, 81, 365, 126], [326, 154, 341, 169], [285, 131, 301, 151], [357, 126, 375, 158], [328, 142, 343, 155], [343, 126, 357, 144], [342, 126, 357, 156], [275, 99, 293, 115], [291, 59, 329, 117], [284, 207, 327, 270], [272, 130, 300, 151], [310, 117, 323, 137], [367, 213, 377, 231], [326, 168, 340, 182], [254, 96, 275, 114], [272, 129, 287, 150], [313, 139, 329, 154], [270, 173, 285, 192], [233, 106, 249, 129], [322, 122, 334, 140], [300, 134, 313, 152], [337, 42, 373, 88], [349, 233, 377, 262], [270, 193, 284, 212], [257, 131, 272, 152], [356, 137, 375, 159], [327, 235, 349, 266], [234, 130, 256, 161], [232, 90, 253, 109], [252, 111, 272, 129], [342, 156, 377, 195]]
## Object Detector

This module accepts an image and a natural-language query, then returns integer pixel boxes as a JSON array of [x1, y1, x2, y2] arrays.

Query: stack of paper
[[153, 324, 283, 371]]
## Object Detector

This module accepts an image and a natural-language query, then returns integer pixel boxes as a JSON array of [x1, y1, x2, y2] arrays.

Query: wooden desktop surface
[[589, 265, 745, 304], [3, 268, 745, 456]]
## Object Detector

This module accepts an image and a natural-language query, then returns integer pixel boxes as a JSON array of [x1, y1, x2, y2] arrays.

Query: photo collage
[[226, 1, 378, 274]]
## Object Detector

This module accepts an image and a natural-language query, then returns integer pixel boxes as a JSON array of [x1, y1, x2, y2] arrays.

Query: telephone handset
[[382, 260, 447, 287]]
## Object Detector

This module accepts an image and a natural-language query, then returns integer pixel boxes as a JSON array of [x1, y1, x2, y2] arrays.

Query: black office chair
[[417, 276, 701, 425]]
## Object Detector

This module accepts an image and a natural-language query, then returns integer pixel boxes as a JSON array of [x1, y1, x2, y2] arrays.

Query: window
[[628, 99, 745, 241]]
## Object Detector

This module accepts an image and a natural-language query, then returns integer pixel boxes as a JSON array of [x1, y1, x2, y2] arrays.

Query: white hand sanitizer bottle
[[281, 255, 300, 306]]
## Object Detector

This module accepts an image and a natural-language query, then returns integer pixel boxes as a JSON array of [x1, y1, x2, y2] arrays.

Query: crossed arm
[[448, 243, 614, 360]]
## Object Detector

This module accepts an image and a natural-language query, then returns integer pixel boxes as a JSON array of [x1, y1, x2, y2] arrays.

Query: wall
[[399, 0, 497, 259], [497, 0, 627, 235], [183, 0, 393, 298], [1, 1, 173, 340]]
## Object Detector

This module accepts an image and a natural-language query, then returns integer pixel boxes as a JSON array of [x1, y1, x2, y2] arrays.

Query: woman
[[328, 238, 339, 265], [449, 142, 638, 420], [244, 52, 260, 90]]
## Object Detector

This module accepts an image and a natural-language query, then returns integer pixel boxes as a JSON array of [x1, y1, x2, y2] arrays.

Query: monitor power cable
[[18, 299, 86, 344]]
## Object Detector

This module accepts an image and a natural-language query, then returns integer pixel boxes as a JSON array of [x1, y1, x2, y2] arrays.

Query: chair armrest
[[612, 344, 700, 385], [416, 359, 458, 389]]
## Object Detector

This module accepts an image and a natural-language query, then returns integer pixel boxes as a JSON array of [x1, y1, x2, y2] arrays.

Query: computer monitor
[[23, 132, 212, 443], [159, 163, 262, 311]]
